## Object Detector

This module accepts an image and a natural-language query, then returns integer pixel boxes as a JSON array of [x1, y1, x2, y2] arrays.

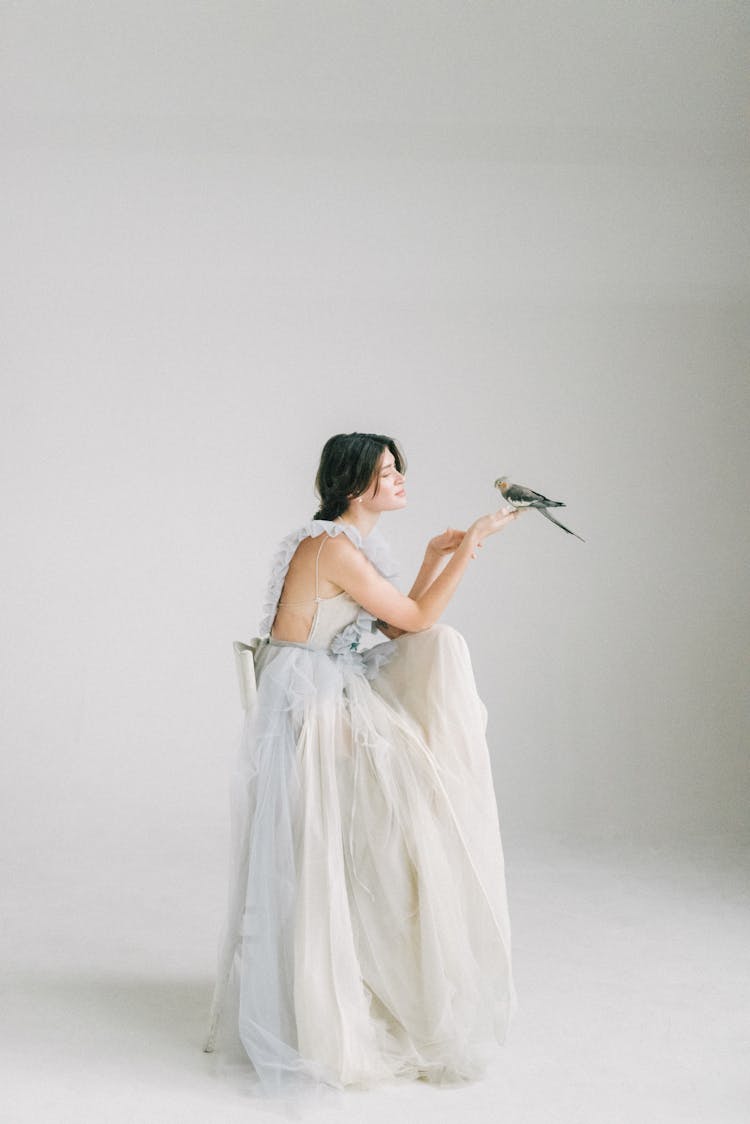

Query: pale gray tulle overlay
[[212, 519, 517, 1097]]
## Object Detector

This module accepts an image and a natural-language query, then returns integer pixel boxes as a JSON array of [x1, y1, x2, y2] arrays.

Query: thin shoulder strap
[[314, 534, 329, 600]]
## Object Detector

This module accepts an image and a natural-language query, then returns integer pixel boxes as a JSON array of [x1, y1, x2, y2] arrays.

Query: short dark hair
[[313, 432, 406, 521]]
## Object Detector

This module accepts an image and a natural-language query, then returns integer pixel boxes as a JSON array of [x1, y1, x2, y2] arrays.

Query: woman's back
[[270, 530, 362, 648]]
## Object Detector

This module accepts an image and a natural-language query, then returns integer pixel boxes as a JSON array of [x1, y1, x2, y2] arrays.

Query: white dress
[[212, 519, 517, 1096]]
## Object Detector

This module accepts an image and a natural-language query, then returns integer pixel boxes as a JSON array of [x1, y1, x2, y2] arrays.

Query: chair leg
[[203, 935, 238, 1052]]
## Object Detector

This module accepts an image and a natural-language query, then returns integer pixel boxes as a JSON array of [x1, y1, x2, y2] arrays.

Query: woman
[[210, 432, 524, 1097]]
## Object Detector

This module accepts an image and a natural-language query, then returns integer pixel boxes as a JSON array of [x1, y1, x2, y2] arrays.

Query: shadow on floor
[[9, 969, 218, 1074]]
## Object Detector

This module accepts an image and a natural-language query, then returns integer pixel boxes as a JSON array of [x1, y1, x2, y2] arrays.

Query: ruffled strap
[[258, 519, 399, 641]]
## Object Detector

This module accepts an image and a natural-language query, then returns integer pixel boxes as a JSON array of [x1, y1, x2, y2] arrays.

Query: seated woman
[[210, 431, 524, 1098]]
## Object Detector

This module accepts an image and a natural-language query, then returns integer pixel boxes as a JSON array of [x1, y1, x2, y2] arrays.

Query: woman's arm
[[377, 529, 465, 638], [328, 510, 523, 635], [409, 531, 461, 598]]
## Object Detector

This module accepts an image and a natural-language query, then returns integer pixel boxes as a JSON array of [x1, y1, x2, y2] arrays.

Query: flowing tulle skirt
[[213, 623, 517, 1096]]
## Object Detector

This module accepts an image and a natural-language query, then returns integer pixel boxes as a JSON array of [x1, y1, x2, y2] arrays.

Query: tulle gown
[[211, 519, 517, 1096]]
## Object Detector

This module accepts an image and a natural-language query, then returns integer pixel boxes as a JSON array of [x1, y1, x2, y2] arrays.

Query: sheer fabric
[[211, 519, 517, 1097]]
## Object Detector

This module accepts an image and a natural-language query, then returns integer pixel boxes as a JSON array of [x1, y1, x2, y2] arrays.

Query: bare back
[[270, 535, 347, 643]]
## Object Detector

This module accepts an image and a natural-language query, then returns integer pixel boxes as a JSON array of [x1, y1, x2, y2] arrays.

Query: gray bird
[[494, 476, 585, 542]]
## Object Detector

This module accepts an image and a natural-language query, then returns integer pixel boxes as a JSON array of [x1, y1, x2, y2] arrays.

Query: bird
[[494, 476, 585, 542]]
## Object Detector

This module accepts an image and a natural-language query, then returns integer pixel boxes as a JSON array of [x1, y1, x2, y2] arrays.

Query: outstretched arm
[[377, 529, 467, 638], [327, 510, 523, 636]]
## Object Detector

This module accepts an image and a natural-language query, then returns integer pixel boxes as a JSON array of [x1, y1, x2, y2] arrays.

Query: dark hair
[[313, 432, 407, 521]]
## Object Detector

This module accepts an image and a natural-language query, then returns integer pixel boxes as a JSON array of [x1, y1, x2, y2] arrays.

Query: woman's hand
[[467, 506, 525, 557], [426, 528, 466, 557]]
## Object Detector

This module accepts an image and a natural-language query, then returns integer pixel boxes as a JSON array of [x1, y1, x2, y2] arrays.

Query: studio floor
[[3, 832, 747, 1124]]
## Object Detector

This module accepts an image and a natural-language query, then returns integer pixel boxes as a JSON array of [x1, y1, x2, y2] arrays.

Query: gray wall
[[2, 2, 748, 871]]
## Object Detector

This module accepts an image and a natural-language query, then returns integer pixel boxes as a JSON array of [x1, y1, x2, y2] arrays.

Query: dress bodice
[[305, 592, 362, 649]]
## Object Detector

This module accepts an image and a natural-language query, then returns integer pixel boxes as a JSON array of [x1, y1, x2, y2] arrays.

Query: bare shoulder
[[326, 531, 361, 556], [324, 532, 367, 569], [323, 532, 384, 583]]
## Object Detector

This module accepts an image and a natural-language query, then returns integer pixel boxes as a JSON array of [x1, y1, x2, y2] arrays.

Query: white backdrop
[[2, 1, 748, 897]]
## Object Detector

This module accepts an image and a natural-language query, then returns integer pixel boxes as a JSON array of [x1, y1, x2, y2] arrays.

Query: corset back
[[306, 592, 362, 649]]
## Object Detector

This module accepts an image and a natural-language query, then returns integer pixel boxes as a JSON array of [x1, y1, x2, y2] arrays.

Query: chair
[[203, 638, 261, 1053]]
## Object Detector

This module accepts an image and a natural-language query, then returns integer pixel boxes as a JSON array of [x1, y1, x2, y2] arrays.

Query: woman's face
[[359, 447, 407, 513]]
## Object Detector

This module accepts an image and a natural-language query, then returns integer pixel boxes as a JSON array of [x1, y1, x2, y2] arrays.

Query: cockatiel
[[494, 477, 585, 542]]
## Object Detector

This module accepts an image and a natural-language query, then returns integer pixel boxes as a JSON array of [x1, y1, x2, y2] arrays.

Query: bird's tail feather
[[536, 505, 585, 542]]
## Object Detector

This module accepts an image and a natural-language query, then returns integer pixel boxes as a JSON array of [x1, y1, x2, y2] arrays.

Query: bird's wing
[[536, 505, 585, 542], [505, 483, 555, 506]]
